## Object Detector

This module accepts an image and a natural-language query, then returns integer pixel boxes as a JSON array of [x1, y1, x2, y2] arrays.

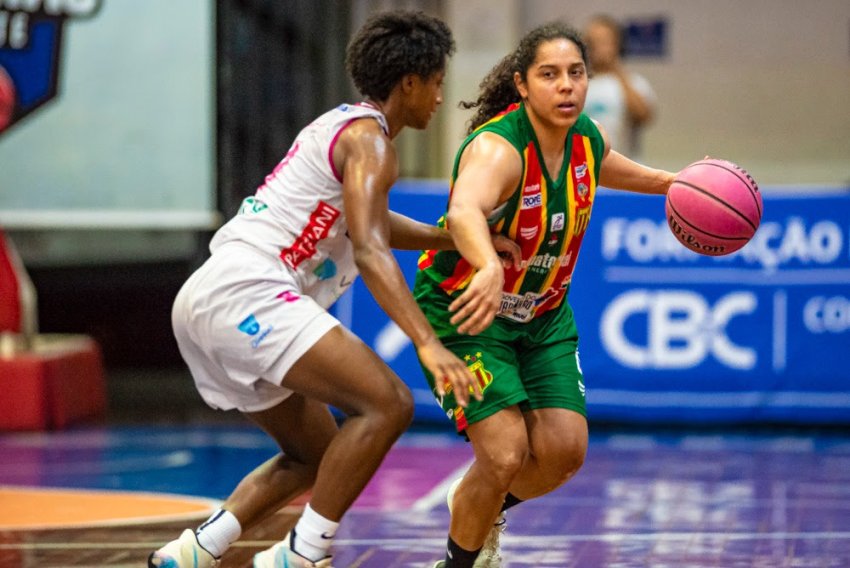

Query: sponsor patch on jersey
[[276, 290, 300, 303], [577, 182, 589, 198], [238, 196, 268, 214], [498, 292, 539, 322], [237, 314, 274, 348], [521, 193, 542, 209], [519, 225, 538, 240], [313, 259, 337, 280], [575, 163, 588, 179], [237, 314, 260, 335], [280, 201, 340, 269], [551, 212, 565, 231]]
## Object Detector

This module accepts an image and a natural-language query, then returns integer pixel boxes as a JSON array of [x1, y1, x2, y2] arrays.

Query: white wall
[[504, 0, 850, 185], [440, 0, 850, 186]]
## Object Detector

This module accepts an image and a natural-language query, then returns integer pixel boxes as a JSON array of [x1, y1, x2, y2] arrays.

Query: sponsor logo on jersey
[[276, 290, 300, 303], [574, 205, 591, 235], [280, 200, 340, 269], [313, 259, 337, 280], [237, 313, 273, 348], [521, 193, 542, 209], [522, 183, 541, 195], [575, 163, 588, 179], [551, 212, 565, 231], [577, 182, 589, 198], [498, 292, 539, 322], [238, 196, 268, 214], [519, 225, 538, 240], [533, 287, 559, 306], [238, 314, 260, 335], [520, 252, 572, 271]]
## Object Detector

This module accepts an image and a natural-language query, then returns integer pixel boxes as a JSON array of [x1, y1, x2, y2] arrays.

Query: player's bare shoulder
[[333, 115, 397, 178]]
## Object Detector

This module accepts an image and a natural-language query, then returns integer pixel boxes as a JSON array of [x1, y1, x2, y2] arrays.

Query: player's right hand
[[417, 338, 481, 407]]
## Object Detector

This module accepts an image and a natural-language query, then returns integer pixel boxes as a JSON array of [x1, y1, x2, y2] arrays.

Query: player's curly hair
[[346, 10, 455, 102], [461, 22, 587, 134]]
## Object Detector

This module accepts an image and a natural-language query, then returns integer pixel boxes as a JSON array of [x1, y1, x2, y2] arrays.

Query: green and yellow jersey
[[416, 102, 605, 324]]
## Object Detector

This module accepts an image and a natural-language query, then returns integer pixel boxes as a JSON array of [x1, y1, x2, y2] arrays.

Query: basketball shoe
[[446, 477, 505, 568], [148, 529, 218, 568], [253, 530, 334, 567]]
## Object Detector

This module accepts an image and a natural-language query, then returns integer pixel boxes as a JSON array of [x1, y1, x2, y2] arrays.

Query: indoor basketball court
[[2, 1, 850, 567], [1, 424, 849, 566]]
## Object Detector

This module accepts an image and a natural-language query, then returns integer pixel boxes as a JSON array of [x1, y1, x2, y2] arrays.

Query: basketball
[[665, 158, 762, 256]]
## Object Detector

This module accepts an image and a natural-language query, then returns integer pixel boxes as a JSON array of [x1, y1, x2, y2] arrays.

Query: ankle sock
[[195, 508, 242, 558], [292, 503, 339, 561], [444, 535, 481, 568], [501, 492, 523, 512]]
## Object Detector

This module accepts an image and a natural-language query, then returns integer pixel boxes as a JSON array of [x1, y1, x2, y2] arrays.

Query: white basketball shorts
[[172, 243, 340, 412]]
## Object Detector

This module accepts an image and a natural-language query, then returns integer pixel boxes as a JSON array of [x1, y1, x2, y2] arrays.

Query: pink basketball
[[665, 158, 763, 256]]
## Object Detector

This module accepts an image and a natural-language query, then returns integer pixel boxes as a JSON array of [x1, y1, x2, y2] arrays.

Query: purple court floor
[[2, 424, 850, 566]]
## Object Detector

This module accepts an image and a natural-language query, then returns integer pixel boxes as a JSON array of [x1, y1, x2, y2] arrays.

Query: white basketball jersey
[[210, 102, 389, 309]]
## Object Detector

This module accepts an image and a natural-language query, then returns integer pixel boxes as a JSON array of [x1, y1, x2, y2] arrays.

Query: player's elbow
[[446, 202, 476, 232], [352, 241, 388, 274]]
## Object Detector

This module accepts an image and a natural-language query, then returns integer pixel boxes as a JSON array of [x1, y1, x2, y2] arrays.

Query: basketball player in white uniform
[[149, 11, 518, 568]]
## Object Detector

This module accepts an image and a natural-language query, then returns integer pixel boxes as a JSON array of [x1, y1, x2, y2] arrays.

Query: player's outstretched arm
[[446, 133, 522, 335], [594, 120, 674, 195], [388, 210, 521, 269], [337, 120, 481, 405], [599, 148, 675, 195]]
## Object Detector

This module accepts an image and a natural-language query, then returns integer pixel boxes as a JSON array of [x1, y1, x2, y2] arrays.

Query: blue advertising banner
[[333, 181, 850, 425]]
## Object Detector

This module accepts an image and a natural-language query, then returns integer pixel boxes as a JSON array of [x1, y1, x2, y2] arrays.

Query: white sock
[[195, 508, 242, 558], [292, 503, 339, 561]]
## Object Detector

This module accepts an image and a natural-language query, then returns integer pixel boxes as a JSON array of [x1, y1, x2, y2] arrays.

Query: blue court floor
[[2, 423, 850, 567]]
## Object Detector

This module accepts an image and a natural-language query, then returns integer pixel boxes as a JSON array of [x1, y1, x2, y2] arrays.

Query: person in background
[[414, 21, 679, 568], [582, 14, 656, 161], [147, 10, 518, 568]]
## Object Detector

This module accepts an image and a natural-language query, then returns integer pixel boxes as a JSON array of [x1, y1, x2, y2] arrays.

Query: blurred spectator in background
[[583, 14, 656, 161]]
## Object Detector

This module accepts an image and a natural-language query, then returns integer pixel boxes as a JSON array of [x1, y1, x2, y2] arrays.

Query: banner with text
[[334, 182, 850, 425]]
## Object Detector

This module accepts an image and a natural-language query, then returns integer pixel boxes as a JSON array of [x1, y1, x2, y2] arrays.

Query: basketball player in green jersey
[[414, 23, 680, 568]]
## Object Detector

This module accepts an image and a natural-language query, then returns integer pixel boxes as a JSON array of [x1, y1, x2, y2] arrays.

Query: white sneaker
[[446, 477, 505, 568], [148, 529, 219, 568], [253, 531, 334, 568]]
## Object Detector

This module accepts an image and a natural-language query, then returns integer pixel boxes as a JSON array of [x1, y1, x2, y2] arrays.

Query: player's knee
[[541, 441, 586, 490], [391, 386, 415, 430], [486, 447, 527, 490], [371, 383, 414, 436]]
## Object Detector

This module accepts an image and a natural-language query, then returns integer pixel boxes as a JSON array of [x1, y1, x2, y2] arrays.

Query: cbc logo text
[[601, 290, 757, 370]]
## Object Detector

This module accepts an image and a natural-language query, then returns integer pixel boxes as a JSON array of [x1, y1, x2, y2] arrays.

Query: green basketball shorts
[[417, 298, 587, 433]]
